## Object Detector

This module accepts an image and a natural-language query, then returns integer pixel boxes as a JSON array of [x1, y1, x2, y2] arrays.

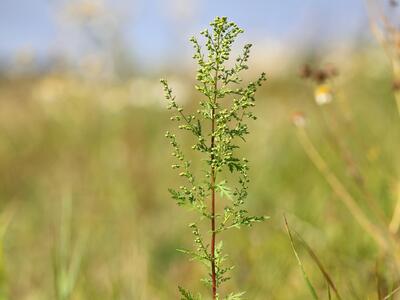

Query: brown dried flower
[[300, 63, 338, 84]]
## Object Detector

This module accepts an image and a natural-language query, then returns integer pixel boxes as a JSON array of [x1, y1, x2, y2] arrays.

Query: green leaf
[[216, 181, 233, 200], [225, 291, 246, 300], [178, 286, 202, 300]]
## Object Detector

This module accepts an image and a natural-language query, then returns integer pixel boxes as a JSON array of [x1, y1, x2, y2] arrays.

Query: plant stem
[[210, 35, 220, 299], [389, 182, 400, 233], [296, 127, 388, 250], [211, 111, 216, 299], [395, 92, 400, 119]]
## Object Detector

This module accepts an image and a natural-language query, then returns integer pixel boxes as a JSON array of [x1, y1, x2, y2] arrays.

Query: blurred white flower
[[314, 85, 332, 105]]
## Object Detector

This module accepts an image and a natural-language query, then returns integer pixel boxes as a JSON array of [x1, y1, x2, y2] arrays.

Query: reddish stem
[[211, 107, 217, 299]]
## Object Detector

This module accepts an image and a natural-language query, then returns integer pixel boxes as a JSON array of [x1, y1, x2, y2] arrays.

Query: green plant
[[161, 16, 267, 300], [0, 206, 14, 300], [53, 195, 86, 300]]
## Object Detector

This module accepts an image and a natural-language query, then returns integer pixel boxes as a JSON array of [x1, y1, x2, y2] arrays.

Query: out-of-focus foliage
[[0, 42, 398, 299]]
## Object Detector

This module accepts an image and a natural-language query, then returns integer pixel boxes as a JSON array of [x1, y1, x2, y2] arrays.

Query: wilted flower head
[[291, 111, 306, 127], [299, 64, 338, 84], [393, 79, 400, 91], [313, 69, 329, 84]]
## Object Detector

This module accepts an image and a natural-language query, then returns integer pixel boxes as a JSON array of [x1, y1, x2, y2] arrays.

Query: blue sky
[[0, 0, 368, 67]]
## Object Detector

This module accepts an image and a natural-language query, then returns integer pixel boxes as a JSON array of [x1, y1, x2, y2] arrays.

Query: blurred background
[[0, 0, 399, 299]]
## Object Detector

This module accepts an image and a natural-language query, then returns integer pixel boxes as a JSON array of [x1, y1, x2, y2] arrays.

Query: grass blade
[[293, 231, 342, 300], [328, 283, 332, 300], [284, 216, 319, 300], [384, 285, 400, 300], [375, 261, 383, 300]]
